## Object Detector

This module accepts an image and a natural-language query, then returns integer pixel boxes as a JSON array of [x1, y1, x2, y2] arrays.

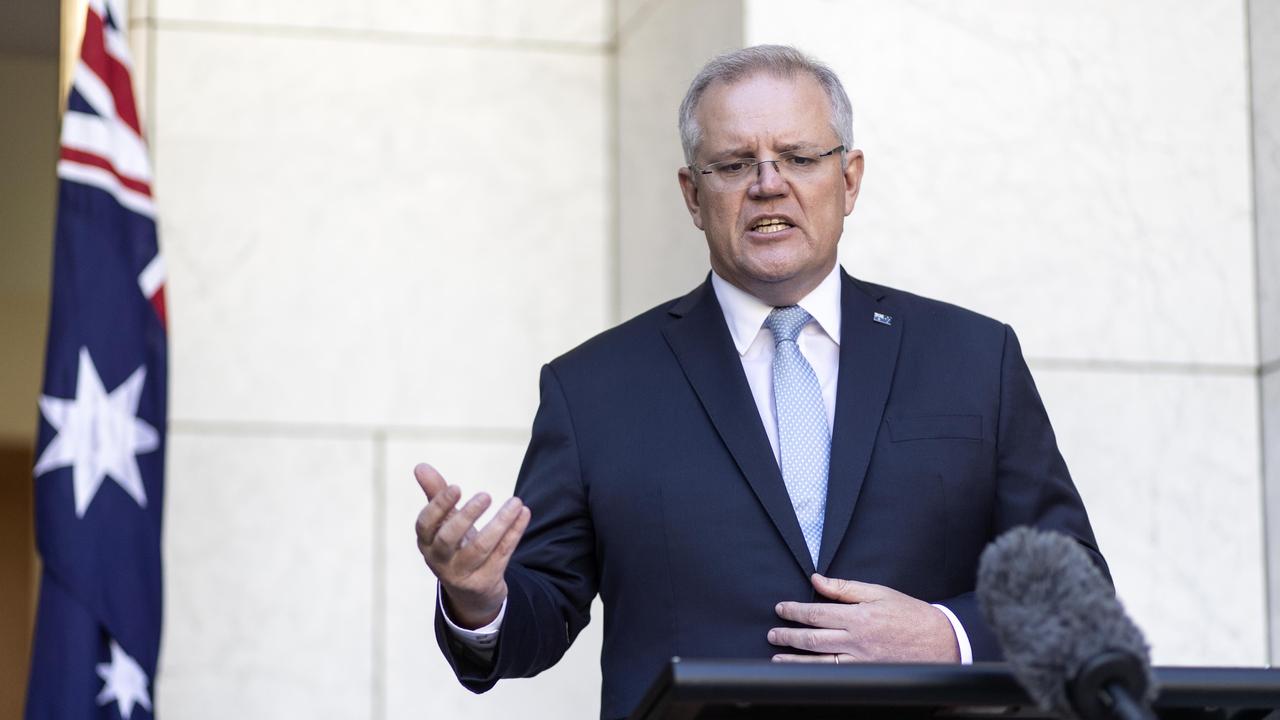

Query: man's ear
[[677, 167, 706, 230], [843, 149, 865, 216]]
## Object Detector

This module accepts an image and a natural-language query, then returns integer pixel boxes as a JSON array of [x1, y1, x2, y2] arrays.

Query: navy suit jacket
[[436, 270, 1107, 720]]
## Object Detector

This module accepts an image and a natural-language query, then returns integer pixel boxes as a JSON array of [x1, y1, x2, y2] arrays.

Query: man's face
[[678, 72, 864, 304]]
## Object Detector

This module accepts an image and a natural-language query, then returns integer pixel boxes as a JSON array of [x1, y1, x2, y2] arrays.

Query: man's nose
[[751, 160, 788, 196]]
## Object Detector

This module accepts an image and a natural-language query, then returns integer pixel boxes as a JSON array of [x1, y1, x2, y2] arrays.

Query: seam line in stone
[[135, 16, 611, 55], [167, 419, 528, 442], [371, 430, 387, 720], [1028, 357, 1263, 377]]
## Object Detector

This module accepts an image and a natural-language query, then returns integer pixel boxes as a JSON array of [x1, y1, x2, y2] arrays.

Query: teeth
[[752, 218, 791, 233]]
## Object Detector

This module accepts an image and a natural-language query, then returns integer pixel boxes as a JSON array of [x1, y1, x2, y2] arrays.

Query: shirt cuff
[[438, 582, 506, 651], [931, 603, 973, 665]]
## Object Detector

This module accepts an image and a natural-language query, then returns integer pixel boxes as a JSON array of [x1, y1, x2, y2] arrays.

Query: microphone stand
[[1102, 681, 1155, 720], [1071, 652, 1156, 720]]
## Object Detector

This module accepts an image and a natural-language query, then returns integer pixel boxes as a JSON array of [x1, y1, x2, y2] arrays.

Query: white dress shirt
[[442, 264, 972, 664]]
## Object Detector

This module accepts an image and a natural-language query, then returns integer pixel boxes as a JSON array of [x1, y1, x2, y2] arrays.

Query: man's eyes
[[710, 151, 821, 175]]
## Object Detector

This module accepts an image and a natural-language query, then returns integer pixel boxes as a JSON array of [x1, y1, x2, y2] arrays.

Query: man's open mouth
[[751, 218, 794, 234]]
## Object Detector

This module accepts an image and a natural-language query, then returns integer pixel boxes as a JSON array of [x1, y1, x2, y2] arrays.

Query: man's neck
[[711, 264, 844, 355]]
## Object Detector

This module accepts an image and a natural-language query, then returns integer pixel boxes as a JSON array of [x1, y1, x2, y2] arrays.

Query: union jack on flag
[[27, 0, 167, 717]]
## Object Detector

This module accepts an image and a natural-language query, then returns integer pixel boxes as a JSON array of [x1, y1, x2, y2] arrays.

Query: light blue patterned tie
[[765, 306, 830, 567]]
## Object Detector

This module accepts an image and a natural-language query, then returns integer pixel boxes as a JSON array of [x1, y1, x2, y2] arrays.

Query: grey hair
[[678, 45, 854, 165]]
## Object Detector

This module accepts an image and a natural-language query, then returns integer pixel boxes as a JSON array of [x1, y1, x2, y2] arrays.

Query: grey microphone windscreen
[[976, 526, 1155, 719]]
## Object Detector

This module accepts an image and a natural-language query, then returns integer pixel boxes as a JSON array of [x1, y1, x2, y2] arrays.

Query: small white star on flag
[[96, 639, 152, 719], [34, 346, 159, 517]]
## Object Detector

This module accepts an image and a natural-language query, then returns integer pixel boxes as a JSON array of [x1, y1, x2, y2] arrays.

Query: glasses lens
[[781, 151, 823, 174], [702, 148, 837, 191]]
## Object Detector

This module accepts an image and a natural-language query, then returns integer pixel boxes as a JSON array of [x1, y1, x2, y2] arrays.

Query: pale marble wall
[[616, 0, 742, 316], [1265, 370, 1280, 661], [162, 432, 376, 718], [1257, 0, 1280, 370], [1035, 369, 1266, 664], [140, 0, 613, 718]]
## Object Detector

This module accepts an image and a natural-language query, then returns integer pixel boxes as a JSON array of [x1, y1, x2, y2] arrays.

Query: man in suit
[[414, 45, 1106, 720]]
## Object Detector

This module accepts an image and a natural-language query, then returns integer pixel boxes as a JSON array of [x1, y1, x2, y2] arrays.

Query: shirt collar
[[710, 264, 843, 356]]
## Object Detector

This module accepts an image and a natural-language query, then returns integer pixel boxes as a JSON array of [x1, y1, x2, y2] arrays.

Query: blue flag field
[[27, 0, 167, 717]]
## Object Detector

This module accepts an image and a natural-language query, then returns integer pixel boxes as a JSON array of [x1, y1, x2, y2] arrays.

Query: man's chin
[[741, 254, 824, 286], [728, 265, 828, 305]]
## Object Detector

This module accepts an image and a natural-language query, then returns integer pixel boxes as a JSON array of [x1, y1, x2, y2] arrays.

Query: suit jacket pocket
[[887, 414, 982, 442]]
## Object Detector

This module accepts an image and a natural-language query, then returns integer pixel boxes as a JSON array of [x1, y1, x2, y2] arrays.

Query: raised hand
[[768, 574, 960, 663], [413, 463, 531, 629]]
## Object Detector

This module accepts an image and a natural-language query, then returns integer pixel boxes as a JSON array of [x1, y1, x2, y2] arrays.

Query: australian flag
[[27, 0, 166, 717]]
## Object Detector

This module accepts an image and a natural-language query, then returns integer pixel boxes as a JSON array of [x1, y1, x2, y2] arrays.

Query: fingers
[[775, 601, 851, 629], [771, 653, 844, 664], [434, 493, 493, 551], [454, 497, 527, 570], [471, 505, 531, 576], [498, 507, 531, 557], [414, 463, 447, 499], [414, 483, 460, 550], [767, 627, 847, 654], [811, 574, 885, 603]]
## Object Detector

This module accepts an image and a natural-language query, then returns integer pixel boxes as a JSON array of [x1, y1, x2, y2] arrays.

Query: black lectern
[[628, 660, 1280, 720]]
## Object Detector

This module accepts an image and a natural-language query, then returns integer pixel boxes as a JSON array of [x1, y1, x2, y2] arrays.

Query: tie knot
[[765, 306, 812, 345]]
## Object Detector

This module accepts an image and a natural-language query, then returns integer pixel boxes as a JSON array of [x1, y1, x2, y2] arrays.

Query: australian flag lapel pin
[[872, 312, 893, 326]]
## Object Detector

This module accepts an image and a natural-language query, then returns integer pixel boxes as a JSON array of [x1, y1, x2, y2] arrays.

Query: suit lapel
[[662, 280, 816, 576], [816, 271, 902, 574]]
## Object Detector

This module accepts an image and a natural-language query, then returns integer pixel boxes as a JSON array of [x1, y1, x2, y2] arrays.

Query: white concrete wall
[[138, 0, 1279, 718], [139, 0, 613, 717]]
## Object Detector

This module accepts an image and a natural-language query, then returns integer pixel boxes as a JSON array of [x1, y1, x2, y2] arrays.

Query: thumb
[[414, 462, 447, 498], [811, 574, 882, 603]]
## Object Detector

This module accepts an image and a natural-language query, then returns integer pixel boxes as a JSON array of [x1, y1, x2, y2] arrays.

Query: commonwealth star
[[34, 347, 159, 517]]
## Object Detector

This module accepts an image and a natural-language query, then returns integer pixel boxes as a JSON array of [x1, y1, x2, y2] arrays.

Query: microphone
[[976, 526, 1157, 720]]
